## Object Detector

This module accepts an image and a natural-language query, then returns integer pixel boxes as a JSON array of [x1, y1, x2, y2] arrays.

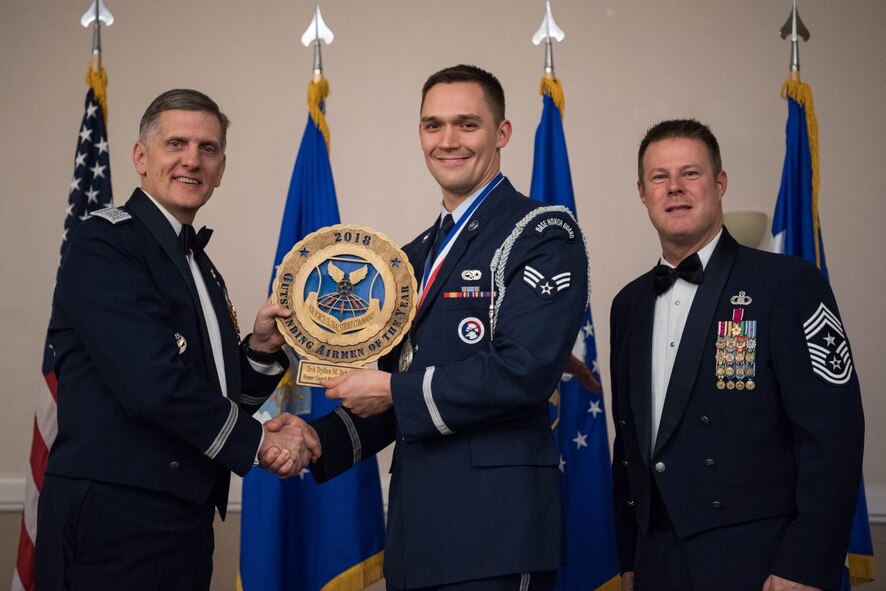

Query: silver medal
[[399, 338, 414, 371]]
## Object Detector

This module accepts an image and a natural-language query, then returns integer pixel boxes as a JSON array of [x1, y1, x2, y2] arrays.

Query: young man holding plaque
[[610, 119, 864, 590], [294, 65, 589, 590], [36, 89, 320, 590]]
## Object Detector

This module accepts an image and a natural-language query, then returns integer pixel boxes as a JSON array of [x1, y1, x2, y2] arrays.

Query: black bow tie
[[179, 224, 213, 255], [652, 253, 703, 295]]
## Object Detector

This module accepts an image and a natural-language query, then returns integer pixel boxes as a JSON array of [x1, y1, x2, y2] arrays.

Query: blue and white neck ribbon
[[417, 173, 504, 310]]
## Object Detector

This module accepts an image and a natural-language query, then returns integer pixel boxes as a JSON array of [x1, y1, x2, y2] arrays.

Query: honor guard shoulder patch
[[523, 265, 571, 300], [532, 215, 576, 241], [90, 207, 131, 225], [804, 303, 854, 386]]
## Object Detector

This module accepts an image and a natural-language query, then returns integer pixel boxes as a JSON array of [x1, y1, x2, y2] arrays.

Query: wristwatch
[[243, 335, 279, 364]]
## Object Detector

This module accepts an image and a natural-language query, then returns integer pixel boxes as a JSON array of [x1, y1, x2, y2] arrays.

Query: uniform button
[[700, 415, 710, 424], [169, 461, 181, 470], [675, 300, 681, 306], [654, 461, 666, 473], [704, 458, 716, 467], [669, 341, 676, 348], [618, 419, 626, 427], [621, 459, 630, 467], [627, 500, 636, 506], [711, 501, 722, 509]]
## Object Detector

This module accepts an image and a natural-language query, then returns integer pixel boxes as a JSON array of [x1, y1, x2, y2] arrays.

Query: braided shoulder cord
[[488, 205, 591, 339]]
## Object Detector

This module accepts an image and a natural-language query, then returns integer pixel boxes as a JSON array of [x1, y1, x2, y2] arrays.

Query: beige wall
[[2, 0, 885, 578]]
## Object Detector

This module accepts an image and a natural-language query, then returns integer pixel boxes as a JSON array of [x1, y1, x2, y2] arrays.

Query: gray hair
[[139, 89, 230, 151]]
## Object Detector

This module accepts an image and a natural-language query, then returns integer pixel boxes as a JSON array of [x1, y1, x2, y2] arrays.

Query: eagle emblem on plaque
[[273, 225, 417, 385]]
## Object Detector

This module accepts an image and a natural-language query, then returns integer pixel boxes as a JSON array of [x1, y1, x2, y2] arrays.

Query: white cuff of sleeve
[[247, 358, 284, 376], [253, 429, 265, 465]]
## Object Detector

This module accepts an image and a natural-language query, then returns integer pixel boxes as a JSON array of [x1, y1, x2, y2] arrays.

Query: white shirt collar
[[142, 190, 184, 237], [438, 178, 494, 224]]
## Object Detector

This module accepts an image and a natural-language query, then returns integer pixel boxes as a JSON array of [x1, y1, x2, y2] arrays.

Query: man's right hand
[[258, 413, 321, 478], [621, 572, 634, 591]]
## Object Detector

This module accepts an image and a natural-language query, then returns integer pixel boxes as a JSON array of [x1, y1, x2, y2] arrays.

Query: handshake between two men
[[257, 412, 322, 478], [252, 366, 393, 479], [251, 300, 394, 479]]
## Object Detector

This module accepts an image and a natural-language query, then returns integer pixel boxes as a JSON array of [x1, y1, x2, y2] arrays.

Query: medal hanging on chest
[[715, 308, 757, 391], [399, 336, 414, 372]]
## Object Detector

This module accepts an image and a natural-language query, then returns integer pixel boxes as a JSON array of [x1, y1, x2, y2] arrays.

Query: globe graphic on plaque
[[273, 225, 417, 385]]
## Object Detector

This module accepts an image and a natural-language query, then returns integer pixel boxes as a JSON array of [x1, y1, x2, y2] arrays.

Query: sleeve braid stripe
[[241, 394, 267, 406], [204, 399, 239, 459], [334, 406, 363, 466], [423, 366, 454, 435]]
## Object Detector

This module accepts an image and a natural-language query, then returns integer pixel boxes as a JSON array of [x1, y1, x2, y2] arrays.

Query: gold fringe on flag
[[308, 77, 331, 152], [320, 551, 384, 591], [780, 77, 822, 269], [85, 65, 109, 126], [539, 75, 565, 118], [848, 552, 875, 586], [238, 559, 386, 591]]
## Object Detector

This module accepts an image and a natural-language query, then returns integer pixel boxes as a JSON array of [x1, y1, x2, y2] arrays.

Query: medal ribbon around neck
[[417, 173, 504, 311]]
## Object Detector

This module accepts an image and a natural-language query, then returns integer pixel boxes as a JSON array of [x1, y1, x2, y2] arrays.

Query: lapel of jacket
[[125, 189, 234, 397], [126, 189, 197, 298], [653, 229, 739, 458], [413, 178, 512, 326], [192, 251, 243, 402], [627, 269, 657, 466]]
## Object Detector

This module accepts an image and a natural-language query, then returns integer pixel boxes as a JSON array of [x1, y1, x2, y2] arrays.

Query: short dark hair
[[139, 89, 230, 151], [638, 118, 722, 180], [421, 64, 506, 123]]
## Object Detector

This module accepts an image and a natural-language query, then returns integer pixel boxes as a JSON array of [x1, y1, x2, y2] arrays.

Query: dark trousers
[[387, 571, 556, 591], [634, 515, 792, 591], [36, 475, 215, 591]]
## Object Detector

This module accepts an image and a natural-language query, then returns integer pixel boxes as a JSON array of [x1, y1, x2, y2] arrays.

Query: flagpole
[[773, 4, 874, 587], [301, 4, 334, 150], [532, 0, 566, 113], [777, 0, 821, 268], [81, 0, 114, 124], [239, 7, 385, 591], [529, 4, 621, 589]]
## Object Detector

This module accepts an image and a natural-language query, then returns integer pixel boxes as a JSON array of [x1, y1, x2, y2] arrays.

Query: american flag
[[13, 71, 112, 591]]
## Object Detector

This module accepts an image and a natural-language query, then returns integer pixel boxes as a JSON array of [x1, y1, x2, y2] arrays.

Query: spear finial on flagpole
[[779, 0, 810, 81], [81, 0, 114, 73], [532, 1, 566, 115], [532, 0, 565, 79], [301, 5, 334, 82], [80, 0, 113, 122], [300, 5, 334, 149]]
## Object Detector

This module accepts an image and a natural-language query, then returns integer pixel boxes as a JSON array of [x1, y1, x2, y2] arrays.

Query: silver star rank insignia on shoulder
[[523, 265, 571, 300]]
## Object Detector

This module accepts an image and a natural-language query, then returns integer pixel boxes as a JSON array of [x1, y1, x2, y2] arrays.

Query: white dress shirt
[[650, 229, 722, 453], [144, 193, 230, 398]]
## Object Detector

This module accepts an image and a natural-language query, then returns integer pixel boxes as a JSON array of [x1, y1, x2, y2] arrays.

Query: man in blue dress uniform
[[36, 89, 320, 591], [610, 119, 864, 591], [284, 65, 590, 590]]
